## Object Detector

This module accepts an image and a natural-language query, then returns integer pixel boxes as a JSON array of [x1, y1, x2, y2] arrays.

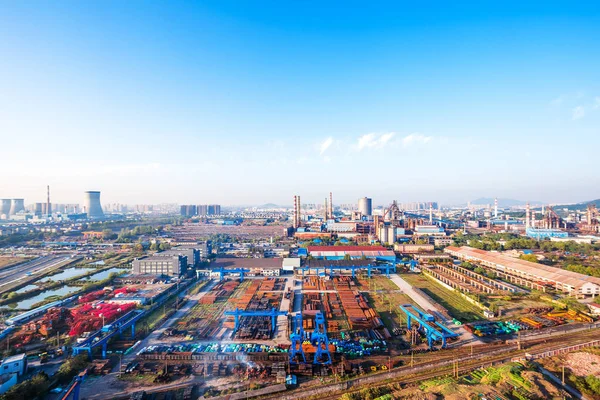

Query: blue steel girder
[[300, 263, 395, 278], [224, 307, 288, 333], [72, 310, 145, 359], [216, 267, 250, 282], [399, 304, 458, 350]]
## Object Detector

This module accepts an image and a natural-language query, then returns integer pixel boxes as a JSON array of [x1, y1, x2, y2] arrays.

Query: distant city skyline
[[1, 2, 599, 205]]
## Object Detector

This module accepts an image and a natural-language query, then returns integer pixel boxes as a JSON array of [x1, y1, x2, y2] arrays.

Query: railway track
[[265, 327, 600, 400]]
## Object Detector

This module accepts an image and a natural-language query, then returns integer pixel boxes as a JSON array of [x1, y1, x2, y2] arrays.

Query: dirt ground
[[564, 351, 600, 377]]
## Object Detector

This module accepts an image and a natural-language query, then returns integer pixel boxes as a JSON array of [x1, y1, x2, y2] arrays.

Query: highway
[[0, 255, 71, 290]]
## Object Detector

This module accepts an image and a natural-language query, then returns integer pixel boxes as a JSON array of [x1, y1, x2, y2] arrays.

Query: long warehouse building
[[444, 246, 600, 296]]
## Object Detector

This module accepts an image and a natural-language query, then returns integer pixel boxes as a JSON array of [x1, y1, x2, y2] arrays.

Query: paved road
[[0, 255, 70, 289]]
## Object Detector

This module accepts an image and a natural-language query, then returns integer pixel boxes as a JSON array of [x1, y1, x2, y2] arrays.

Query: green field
[[399, 273, 483, 322]]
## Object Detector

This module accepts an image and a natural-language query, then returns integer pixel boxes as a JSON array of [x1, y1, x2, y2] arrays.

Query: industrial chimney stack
[[494, 198, 498, 219], [525, 202, 530, 229], [329, 192, 333, 220]]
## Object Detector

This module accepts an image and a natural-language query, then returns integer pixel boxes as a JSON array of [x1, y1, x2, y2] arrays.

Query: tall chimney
[[525, 202, 530, 230], [494, 198, 498, 219], [293, 195, 298, 229], [329, 192, 333, 220], [324, 197, 328, 220], [429, 202, 433, 224], [47, 185, 51, 217]]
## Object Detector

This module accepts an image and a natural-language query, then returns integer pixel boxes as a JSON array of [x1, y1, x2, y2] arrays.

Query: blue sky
[[1, 1, 599, 206]]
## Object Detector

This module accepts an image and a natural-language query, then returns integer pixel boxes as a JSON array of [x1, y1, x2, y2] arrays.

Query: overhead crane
[[310, 311, 332, 365], [224, 307, 288, 333], [399, 304, 459, 349], [289, 313, 306, 364], [72, 309, 145, 359], [297, 262, 396, 278], [60, 370, 87, 400], [214, 267, 250, 282]]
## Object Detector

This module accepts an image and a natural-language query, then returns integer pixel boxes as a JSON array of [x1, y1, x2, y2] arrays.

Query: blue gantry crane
[[60, 370, 87, 400], [298, 263, 396, 278], [399, 304, 459, 349], [214, 267, 250, 282], [72, 310, 145, 359], [224, 307, 288, 333], [310, 312, 332, 365], [289, 313, 306, 364]]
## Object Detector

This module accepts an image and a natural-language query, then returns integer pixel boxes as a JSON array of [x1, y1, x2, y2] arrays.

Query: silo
[[358, 197, 372, 216], [83, 191, 104, 218], [0, 199, 11, 218], [379, 225, 388, 244], [387, 226, 396, 244], [9, 199, 25, 215]]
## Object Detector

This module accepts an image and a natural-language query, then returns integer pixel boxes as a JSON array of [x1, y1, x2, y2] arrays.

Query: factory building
[[212, 258, 283, 277], [132, 255, 187, 277], [526, 228, 568, 240], [414, 225, 446, 236], [358, 197, 373, 217], [394, 243, 435, 254], [445, 246, 600, 296], [307, 245, 396, 263], [154, 247, 201, 268]]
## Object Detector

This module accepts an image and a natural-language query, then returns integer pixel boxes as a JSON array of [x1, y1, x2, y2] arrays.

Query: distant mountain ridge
[[470, 198, 542, 208], [550, 199, 600, 211]]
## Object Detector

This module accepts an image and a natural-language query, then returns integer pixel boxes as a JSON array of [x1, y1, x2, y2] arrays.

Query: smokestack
[[329, 192, 333, 220], [494, 198, 498, 219], [83, 191, 104, 219], [525, 203, 530, 229], [47, 185, 51, 217], [429, 202, 433, 224], [296, 195, 301, 228], [324, 198, 328, 220], [293, 196, 298, 229]]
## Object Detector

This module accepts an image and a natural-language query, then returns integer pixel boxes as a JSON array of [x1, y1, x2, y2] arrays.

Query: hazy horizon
[[1, 2, 599, 206]]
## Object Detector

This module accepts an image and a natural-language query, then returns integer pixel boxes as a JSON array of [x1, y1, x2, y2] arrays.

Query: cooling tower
[[358, 197, 372, 217], [0, 199, 11, 218], [9, 199, 25, 215], [83, 191, 104, 218]]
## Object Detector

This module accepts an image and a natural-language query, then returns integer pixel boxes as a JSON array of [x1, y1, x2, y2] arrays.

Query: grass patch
[[400, 273, 482, 322]]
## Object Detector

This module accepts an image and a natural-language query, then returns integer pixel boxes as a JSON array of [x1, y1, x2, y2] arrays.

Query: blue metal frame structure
[[399, 304, 458, 349], [298, 262, 396, 278], [60, 370, 87, 400], [224, 307, 288, 333], [214, 267, 251, 282], [310, 312, 332, 365], [72, 310, 145, 359], [289, 313, 306, 364]]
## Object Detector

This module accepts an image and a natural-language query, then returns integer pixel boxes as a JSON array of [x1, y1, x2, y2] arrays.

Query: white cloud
[[593, 97, 600, 109], [356, 132, 395, 150], [401, 133, 433, 147], [319, 137, 334, 155], [572, 106, 585, 120]]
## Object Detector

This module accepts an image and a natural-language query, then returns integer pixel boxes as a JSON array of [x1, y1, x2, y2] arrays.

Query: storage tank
[[9, 199, 25, 216], [0, 199, 11, 218], [83, 191, 104, 219], [358, 197, 372, 217]]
